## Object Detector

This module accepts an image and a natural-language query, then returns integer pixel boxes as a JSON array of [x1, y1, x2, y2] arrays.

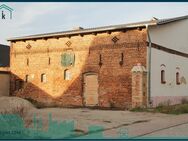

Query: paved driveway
[[25, 108, 188, 139]]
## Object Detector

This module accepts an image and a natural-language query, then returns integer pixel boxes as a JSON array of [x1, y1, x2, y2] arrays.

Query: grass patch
[[131, 103, 188, 115], [155, 104, 188, 114]]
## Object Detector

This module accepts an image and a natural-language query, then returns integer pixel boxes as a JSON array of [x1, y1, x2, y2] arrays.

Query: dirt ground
[[1, 96, 188, 139], [26, 107, 188, 138]]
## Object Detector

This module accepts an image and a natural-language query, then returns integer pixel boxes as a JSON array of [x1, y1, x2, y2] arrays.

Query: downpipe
[[146, 24, 152, 107]]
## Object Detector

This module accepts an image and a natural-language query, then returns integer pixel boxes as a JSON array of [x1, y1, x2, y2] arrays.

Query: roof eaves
[[7, 20, 156, 41]]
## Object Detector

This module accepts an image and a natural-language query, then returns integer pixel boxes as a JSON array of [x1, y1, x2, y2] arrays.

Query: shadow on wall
[[11, 74, 60, 108], [11, 29, 147, 109]]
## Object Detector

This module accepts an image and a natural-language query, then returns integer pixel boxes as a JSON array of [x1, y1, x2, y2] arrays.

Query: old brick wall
[[10, 29, 147, 109]]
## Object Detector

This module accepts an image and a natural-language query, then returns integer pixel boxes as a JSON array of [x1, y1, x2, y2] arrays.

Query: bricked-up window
[[176, 72, 181, 85], [27, 58, 29, 66], [64, 69, 71, 80], [25, 75, 29, 82], [15, 79, 24, 91], [161, 70, 166, 84], [41, 73, 47, 83]]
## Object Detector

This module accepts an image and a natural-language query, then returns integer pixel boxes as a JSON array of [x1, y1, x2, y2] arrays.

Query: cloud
[[0, 2, 72, 44], [0, 2, 74, 29], [12, 3, 69, 27]]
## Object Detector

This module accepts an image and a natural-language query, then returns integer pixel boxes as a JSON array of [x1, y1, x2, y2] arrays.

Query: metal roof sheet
[[157, 15, 188, 25], [7, 15, 188, 41]]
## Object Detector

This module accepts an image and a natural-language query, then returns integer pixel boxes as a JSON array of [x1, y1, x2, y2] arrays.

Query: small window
[[15, 79, 24, 91], [176, 72, 180, 85], [161, 70, 166, 84], [64, 69, 71, 80], [25, 75, 29, 82], [41, 73, 47, 83]]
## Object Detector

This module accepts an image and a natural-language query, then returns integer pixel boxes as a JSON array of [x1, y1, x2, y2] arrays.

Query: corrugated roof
[[7, 15, 188, 41]]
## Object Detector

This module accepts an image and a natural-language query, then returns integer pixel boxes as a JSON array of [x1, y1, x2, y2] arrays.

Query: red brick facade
[[10, 29, 147, 109]]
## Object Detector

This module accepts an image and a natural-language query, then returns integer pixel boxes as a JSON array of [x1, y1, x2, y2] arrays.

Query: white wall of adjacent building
[[148, 19, 188, 106]]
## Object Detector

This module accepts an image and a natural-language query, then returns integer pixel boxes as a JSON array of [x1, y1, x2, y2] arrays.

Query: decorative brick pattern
[[111, 36, 119, 43], [26, 44, 32, 49], [65, 41, 72, 47]]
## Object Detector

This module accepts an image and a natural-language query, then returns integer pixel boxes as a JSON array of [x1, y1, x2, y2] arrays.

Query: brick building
[[7, 15, 188, 109]]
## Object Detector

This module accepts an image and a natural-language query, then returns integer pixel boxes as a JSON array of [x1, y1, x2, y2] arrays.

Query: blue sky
[[1, 2, 188, 45]]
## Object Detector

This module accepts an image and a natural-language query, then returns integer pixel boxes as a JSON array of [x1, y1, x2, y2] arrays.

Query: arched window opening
[[64, 69, 71, 80], [176, 72, 181, 85], [161, 70, 166, 84]]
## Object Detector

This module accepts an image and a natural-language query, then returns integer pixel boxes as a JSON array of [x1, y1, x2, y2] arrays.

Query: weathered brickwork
[[10, 29, 147, 109]]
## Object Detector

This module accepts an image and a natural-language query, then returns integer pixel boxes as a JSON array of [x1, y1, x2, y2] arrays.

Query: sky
[[0, 2, 188, 45]]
